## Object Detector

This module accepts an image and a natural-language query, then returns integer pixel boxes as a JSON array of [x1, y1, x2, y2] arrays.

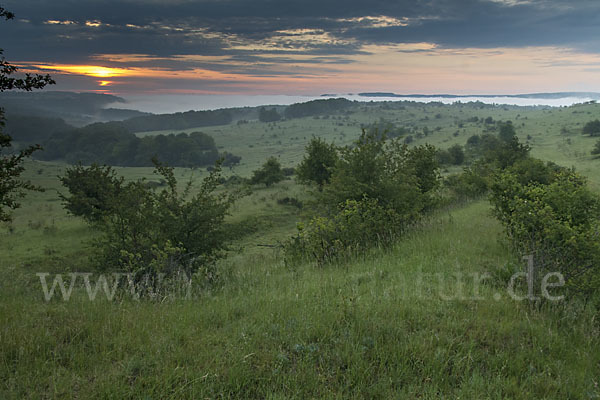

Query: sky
[[2, 0, 600, 96]]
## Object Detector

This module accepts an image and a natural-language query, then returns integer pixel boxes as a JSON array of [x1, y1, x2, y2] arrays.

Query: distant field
[[135, 101, 600, 185]]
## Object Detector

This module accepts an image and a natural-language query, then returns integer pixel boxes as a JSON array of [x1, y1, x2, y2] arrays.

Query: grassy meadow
[[2, 100, 600, 398]]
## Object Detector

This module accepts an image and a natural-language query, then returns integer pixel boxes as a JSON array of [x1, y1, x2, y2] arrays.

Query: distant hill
[[0, 91, 149, 126], [284, 98, 354, 119], [356, 92, 600, 100], [121, 109, 233, 133]]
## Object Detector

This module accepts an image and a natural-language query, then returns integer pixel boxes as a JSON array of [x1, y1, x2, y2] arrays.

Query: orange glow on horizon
[[16, 44, 600, 95], [33, 64, 132, 78]]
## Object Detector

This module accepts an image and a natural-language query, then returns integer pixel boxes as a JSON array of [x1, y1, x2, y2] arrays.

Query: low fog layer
[[109, 93, 600, 114]]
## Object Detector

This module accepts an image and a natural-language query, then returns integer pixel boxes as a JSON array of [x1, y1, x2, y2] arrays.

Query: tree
[[583, 120, 600, 136], [498, 121, 516, 142], [250, 156, 285, 187], [0, 7, 55, 222], [296, 136, 338, 189], [447, 144, 465, 165]]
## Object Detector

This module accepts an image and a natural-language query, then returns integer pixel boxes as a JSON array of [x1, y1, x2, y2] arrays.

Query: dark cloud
[[1, 0, 599, 86]]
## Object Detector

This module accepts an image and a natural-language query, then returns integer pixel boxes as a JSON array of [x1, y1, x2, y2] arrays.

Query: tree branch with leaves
[[0, 6, 55, 222]]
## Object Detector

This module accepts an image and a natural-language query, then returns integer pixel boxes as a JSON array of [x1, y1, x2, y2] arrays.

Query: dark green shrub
[[591, 140, 600, 156], [444, 169, 490, 200], [436, 149, 453, 166], [490, 168, 600, 296], [221, 152, 242, 168], [286, 130, 440, 266], [282, 167, 295, 177], [319, 130, 439, 215], [63, 160, 241, 288], [284, 197, 404, 267], [583, 119, 600, 136], [59, 163, 124, 223]]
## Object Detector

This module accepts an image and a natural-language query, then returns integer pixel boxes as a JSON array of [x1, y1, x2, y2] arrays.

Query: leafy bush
[[221, 151, 242, 168], [466, 134, 480, 146], [285, 130, 440, 266], [506, 157, 562, 186], [363, 119, 409, 139], [468, 132, 529, 169], [490, 167, 600, 296], [59, 163, 124, 223], [447, 134, 532, 201], [447, 144, 465, 165], [444, 168, 490, 200], [62, 160, 241, 288], [284, 197, 405, 267], [320, 130, 439, 215]]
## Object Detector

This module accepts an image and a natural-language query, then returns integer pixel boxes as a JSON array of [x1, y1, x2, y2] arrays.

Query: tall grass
[[2, 201, 599, 398]]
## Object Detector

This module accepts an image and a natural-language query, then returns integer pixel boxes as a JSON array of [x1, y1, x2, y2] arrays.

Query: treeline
[[5, 110, 231, 144], [4, 112, 239, 167], [258, 107, 282, 122], [121, 109, 233, 133], [0, 91, 125, 125], [4, 114, 72, 143], [35, 122, 238, 167]]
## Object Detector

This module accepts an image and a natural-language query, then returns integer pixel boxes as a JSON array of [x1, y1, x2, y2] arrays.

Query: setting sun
[[33, 64, 131, 78]]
